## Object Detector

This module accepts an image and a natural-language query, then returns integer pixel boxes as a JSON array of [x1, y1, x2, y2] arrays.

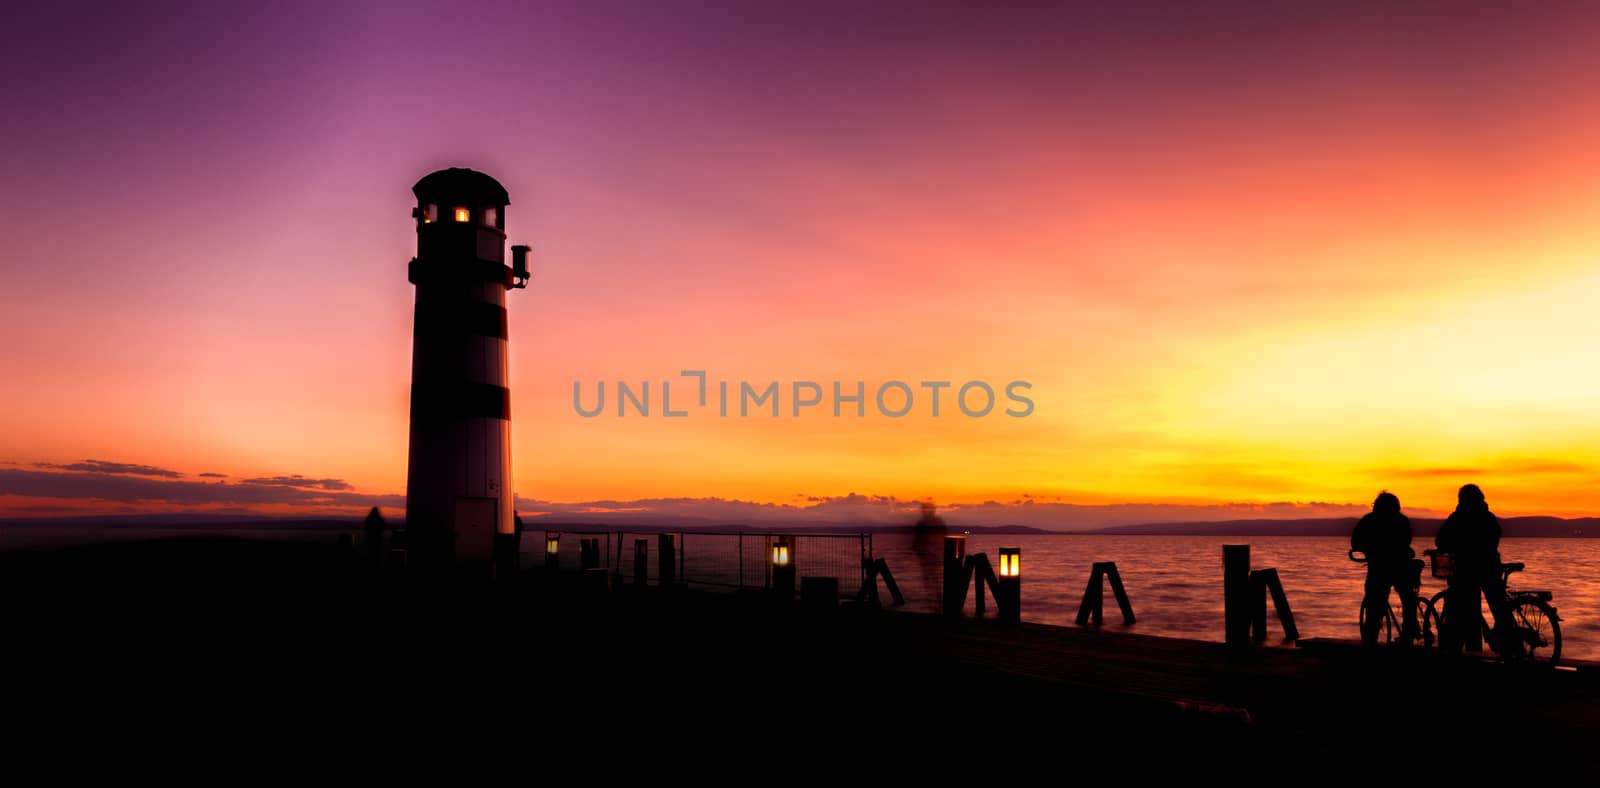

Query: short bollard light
[[771, 537, 796, 598], [545, 532, 561, 570], [997, 547, 1022, 624]]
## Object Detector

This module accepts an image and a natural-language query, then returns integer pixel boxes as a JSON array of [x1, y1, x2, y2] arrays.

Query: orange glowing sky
[[4, 3, 1600, 525]]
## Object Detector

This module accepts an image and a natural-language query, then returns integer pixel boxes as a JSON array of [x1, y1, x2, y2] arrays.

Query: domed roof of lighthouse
[[413, 167, 510, 206]]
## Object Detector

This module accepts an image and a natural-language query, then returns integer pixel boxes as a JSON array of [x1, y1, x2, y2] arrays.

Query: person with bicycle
[[1435, 483, 1514, 655], [1352, 491, 1419, 646]]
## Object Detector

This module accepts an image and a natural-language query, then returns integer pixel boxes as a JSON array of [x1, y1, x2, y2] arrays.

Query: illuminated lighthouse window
[[422, 204, 437, 224], [453, 207, 470, 223], [483, 207, 497, 228]]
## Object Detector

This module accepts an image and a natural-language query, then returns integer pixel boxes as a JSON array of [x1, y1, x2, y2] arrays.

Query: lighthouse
[[404, 168, 530, 572]]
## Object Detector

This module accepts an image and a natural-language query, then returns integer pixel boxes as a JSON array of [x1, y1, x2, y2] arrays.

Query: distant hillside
[[1090, 516, 1600, 538]]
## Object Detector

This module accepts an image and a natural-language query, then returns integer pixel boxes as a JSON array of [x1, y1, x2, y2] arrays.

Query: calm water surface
[[874, 534, 1600, 661]]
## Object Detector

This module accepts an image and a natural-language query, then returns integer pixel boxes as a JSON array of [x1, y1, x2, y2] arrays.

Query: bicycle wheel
[[1414, 596, 1438, 648], [1358, 600, 1395, 644], [1507, 596, 1562, 665]]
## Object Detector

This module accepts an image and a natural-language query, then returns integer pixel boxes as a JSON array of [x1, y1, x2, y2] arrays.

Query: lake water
[[871, 534, 1600, 661]]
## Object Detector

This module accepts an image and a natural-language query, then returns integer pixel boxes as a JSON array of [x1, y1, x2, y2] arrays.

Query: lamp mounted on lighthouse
[[404, 167, 529, 574]]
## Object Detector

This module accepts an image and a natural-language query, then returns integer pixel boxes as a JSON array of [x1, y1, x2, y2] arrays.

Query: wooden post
[[579, 537, 599, 571], [1259, 568, 1299, 642], [1077, 564, 1105, 626], [876, 558, 904, 605], [1104, 562, 1137, 625], [633, 539, 649, 587], [1224, 545, 1251, 648], [1249, 570, 1268, 642], [972, 555, 987, 616], [943, 535, 967, 618], [657, 532, 678, 589]]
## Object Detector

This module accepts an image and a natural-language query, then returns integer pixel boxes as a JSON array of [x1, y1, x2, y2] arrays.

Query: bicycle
[[1349, 550, 1436, 647], [1422, 549, 1562, 665]]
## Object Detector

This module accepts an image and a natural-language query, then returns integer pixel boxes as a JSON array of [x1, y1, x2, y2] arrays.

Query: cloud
[[238, 475, 353, 491], [0, 469, 401, 510], [198, 472, 227, 478], [1386, 467, 1485, 478], [33, 460, 183, 478]]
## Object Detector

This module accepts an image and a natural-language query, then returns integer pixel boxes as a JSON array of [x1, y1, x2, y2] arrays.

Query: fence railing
[[526, 529, 872, 598]]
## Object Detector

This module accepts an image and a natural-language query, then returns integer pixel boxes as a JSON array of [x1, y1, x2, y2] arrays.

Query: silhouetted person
[[1435, 484, 1510, 655], [1352, 491, 1418, 646], [363, 506, 386, 565], [909, 501, 947, 608]]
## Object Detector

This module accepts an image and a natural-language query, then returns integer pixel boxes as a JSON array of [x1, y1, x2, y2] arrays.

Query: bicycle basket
[[1428, 550, 1453, 579]]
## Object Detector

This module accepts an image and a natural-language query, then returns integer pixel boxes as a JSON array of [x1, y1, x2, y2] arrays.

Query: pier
[[3, 532, 1597, 770]]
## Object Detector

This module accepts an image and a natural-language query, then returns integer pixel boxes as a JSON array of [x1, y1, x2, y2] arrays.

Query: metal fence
[[528, 529, 872, 598]]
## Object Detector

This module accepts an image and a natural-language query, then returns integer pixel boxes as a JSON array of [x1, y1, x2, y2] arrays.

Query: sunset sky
[[4, 2, 1600, 526]]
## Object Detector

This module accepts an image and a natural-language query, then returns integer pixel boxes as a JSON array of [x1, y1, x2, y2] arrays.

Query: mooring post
[[1260, 568, 1299, 642], [997, 547, 1021, 625], [1224, 544, 1251, 648], [1104, 562, 1137, 625], [658, 532, 678, 589], [943, 535, 968, 617], [545, 531, 561, 571], [771, 536, 796, 598], [876, 558, 905, 605], [1250, 570, 1269, 642], [973, 555, 987, 616], [1077, 563, 1105, 626], [633, 539, 649, 587], [580, 537, 599, 571]]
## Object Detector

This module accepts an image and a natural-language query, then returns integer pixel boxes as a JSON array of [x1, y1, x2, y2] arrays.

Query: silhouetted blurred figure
[[363, 507, 387, 565], [1353, 491, 1418, 646], [910, 501, 947, 607], [1436, 484, 1510, 655]]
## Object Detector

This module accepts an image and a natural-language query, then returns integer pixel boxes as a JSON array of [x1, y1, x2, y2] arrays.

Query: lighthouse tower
[[405, 168, 530, 572]]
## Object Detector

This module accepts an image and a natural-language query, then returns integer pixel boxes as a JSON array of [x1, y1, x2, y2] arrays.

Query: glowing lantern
[[999, 548, 1021, 578], [773, 544, 791, 567], [454, 207, 470, 223]]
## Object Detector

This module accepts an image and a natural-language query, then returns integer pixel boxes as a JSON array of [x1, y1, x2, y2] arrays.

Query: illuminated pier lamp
[[771, 537, 796, 599], [545, 532, 560, 570], [997, 547, 1022, 624]]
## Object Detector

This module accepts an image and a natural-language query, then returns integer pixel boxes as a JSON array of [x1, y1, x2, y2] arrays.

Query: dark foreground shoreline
[[3, 535, 1596, 775]]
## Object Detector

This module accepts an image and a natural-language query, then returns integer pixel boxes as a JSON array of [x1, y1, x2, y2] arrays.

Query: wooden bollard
[[875, 558, 904, 605], [943, 535, 967, 618], [633, 539, 649, 587], [771, 536, 796, 598], [1250, 568, 1299, 642], [658, 533, 678, 589], [997, 547, 1021, 625], [545, 531, 561, 571], [1224, 545, 1251, 647]]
